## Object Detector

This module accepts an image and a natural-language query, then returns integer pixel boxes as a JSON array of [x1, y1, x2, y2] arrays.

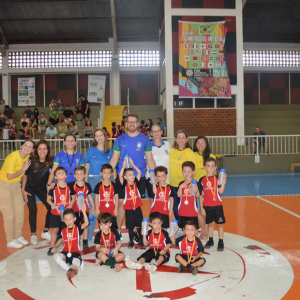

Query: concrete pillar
[[1, 56, 11, 105]]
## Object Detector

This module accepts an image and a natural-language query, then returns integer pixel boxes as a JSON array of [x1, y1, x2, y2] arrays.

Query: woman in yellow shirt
[[193, 135, 216, 241], [0, 140, 34, 248], [169, 130, 196, 220]]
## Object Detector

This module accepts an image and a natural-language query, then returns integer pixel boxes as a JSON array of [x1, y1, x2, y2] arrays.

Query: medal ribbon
[[102, 229, 111, 250], [127, 183, 137, 209], [67, 226, 75, 254], [186, 236, 196, 264], [185, 183, 191, 202], [57, 183, 68, 207], [102, 181, 111, 205], [206, 175, 216, 201], [152, 229, 162, 256], [159, 183, 167, 210]]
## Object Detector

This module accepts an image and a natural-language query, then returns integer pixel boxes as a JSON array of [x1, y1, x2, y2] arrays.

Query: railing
[[0, 135, 299, 161]]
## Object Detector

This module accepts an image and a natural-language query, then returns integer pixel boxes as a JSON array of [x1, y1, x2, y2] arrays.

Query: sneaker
[[67, 268, 78, 279], [31, 234, 38, 246], [16, 236, 29, 245], [217, 242, 224, 251], [7, 240, 23, 249], [115, 263, 124, 272], [41, 231, 51, 241], [178, 264, 186, 272], [204, 240, 214, 249], [191, 266, 198, 275], [125, 260, 142, 270], [265, 152, 269, 156], [83, 243, 89, 250], [47, 247, 53, 256], [95, 259, 103, 266], [133, 237, 140, 244], [128, 241, 134, 249], [119, 231, 123, 241], [145, 263, 157, 273]]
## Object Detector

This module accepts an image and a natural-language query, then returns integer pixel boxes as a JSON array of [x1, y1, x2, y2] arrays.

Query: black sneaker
[[204, 240, 214, 249], [217, 242, 224, 251], [178, 264, 186, 272], [191, 266, 198, 275], [47, 247, 53, 256], [83, 243, 89, 250], [128, 241, 134, 249]]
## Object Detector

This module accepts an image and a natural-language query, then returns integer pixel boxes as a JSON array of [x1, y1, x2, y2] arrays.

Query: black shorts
[[146, 178, 155, 199], [74, 211, 90, 227], [175, 254, 206, 266], [178, 216, 199, 229], [125, 206, 143, 230], [204, 205, 226, 224], [75, 109, 84, 115], [50, 214, 64, 229], [254, 139, 265, 147], [116, 176, 146, 199], [61, 251, 82, 265], [138, 248, 170, 264], [95, 249, 123, 259]]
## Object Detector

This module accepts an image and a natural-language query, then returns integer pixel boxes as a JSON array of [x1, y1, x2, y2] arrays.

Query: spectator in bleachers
[[20, 113, 30, 130], [63, 105, 73, 125], [74, 95, 84, 121], [157, 117, 167, 137], [120, 116, 127, 134], [74, 94, 90, 122], [31, 108, 39, 139], [145, 119, 153, 137], [140, 120, 146, 135], [123, 106, 129, 116], [68, 120, 82, 140], [24, 126, 31, 140], [38, 112, 48, 139], [84, 120, 94, 138], [118, 125, 122, 136], [58, 119, 68, 139], [56, 99, 65, 118], [4, 105, 16, 127], [253, 126, 269, 155], [3, 124, 9, 149], [0, 99, 5, 114], [49, 98, 55, 111], [46, 124, 57, 140], [0, 115, 6, 138], [102, 127, 110, 138], [49, 104, 59, 125], [24, 106, 34, 124], [19, 129, 25, 144], [112, 122, 120, 139], [9, 123, 17, 150]]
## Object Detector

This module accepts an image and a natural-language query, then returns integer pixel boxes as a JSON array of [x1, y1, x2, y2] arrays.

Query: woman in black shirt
[[21, 140, 53, 246]]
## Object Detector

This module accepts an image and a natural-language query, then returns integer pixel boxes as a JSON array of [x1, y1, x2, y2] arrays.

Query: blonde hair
[[91, 128, 110, 153], [172, 129, 191, 150]]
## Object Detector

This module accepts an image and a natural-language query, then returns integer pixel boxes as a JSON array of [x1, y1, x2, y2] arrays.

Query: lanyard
[[67, 226, 75, 253], [73, 182, 86, 200], [186, 236, 196, 264], [102, 229, 111, 250], [206, 175, 216, 200], [127, 183, 137, 209], [102, 182, 112, 205], [152, 229, 162, 256], [65, 152, 75, 175], [185, 183, 191, 201], [57, 183, 68, 206], [159, 183, 167, 210]]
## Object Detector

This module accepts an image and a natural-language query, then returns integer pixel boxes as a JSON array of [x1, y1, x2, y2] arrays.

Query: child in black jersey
[[126, 212, 172, 272]]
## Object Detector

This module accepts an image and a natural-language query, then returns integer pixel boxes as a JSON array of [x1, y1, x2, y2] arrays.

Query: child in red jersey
[[47, 167, 76, 256], [94, 164, 119, 230], [70, 166, 94, 250], [140, 120, 146, 135], [52, 207, 89, 279], [94, 212, 125, 272], [119, 159, 143, 249], [177, 161, 200, 230], [199, 157, 227, 251], [171, 220, 206, 275], [126, 212, 172, 273], [151, 166, 174, 230]]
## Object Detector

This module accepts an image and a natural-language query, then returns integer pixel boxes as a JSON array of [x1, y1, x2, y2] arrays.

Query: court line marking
[[228, 173, 300, 177], [246, 192, 300, 219]]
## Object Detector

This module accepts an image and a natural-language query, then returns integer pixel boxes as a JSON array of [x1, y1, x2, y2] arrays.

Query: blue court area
[[223, 172, 300, 197]]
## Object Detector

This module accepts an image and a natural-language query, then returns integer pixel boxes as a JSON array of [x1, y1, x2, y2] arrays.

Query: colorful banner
[[88, 75, 106, 103], [178, 21, 231, 98], [18, 77, 35, 106]]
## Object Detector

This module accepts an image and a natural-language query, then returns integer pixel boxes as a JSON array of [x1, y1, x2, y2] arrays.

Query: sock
[[43, 230, 49, 233], [219, 239, 224, 244], [72, 258, 81, 268], [83, 239, 88, 245], [129, 229, 134, 241], [209, 237, 214, 243], [31, 234, 36, 236], [105, 257, 116, 267], [186, 263, 192, 269], [53, 253, 69, 271]]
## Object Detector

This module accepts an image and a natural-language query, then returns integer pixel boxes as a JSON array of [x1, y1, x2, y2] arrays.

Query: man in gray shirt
[[253, 126, 269, 155]]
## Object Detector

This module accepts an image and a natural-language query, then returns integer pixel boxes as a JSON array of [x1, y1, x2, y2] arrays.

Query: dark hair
[[112, 122, 116, 127], [101, 163, 113, 172], [122, 116, 127, 120], [4, 105, 9, 109], [193, 136, 212, 161], [27, 105, 30, 108], [66, 105, 70, 107], [204, 157, 217, 166], [79, 94, 84, 98], [75, 166, 86, 174], [127, 113, 139, 121], [54, 166, 67, 176], [64, 133, 76, 141], [172, 130, 191, 150], [147, 119, 153, 127], [154, 166, 168, 175], [19, 129, 24, 134], [34, 108, 39, 114], [124, 168, 134, 175], [141, 120, 145, 125], [61, 119, 65, 124], [86, 120, 92, 126], [184, 220, 197, 229], [158, 117, 162, 122], [33, 140, 52, 169], [117, 125, 121, 129], [256, 126, 260, 129], [182, 161, 195, 171], [41, 112, 45, 117], [63, 208, 75, 217], [69, 121, 75, 127], [103, 127, 107, 131], [98, 212, 113, 224], [149, 212, 163, 223]]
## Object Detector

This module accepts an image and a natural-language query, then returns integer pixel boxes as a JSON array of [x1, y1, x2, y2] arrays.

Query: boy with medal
[[70, 166, 94, 250], [151, 166, 174, 230], [51, 206, 89, 279], [47, 167, 76, 256], [177, 162, 200, 230], [171, 220, 206, 275], [119, 158, 143, 248], [126, 212, 172, 272], [198, 157, 227, 251], [94, 164, 119, 230], [94, 212, 125, 271]]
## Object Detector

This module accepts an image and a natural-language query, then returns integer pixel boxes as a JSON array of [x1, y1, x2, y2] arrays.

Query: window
[[119, 50, 160, 67], [0, 53, 2, 69], [173, 96, 193, 108], [195, 98, 214, 108], [8, 51, 112, 68], [217, 96, 235, 107]]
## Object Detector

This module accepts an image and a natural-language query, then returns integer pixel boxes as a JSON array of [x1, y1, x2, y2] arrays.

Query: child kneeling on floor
[[52, 206, 89, 279], [94, 212, 125, 272], [126, 212, 172, 273], [171, 220, 206, 275]]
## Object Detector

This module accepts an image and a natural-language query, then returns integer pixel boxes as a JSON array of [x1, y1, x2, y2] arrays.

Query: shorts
[[178, 216, 199, 229], [84, 110, 90, 119], [125, 206, 143, 230], [95, 249, 123, 259], [115, 176, 146, 199], [61, 251, 82, 265], [204, 205, 226, 225], [137, 248, 170, 264], [76, 109, 84, 115], [50, 214, 64, 229], [146, 178, 155, 199], [74, 211, 90, 227], [254, 139, 265, 147], [175, 254, 206, 266]]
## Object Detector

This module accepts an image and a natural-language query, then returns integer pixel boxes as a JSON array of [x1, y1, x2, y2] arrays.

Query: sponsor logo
[[200, 25, 211, 34], [90, 82, 97, 87], [76, 158, 80, 164], [186, 69, 194, 77], [165, 150, 169, 155], [185, 81, 194, 90], [103, 191, 110, 198], [122, 145, 127, 147], [186, 245, 192, 253], [159, 192, 165, 198], [60, 194, 66, 201]]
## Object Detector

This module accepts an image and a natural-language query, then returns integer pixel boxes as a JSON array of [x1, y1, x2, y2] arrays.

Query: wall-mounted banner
[[18, 77, 36, 106], [179, 21, 231, 98], [88, 75, 106, 103]]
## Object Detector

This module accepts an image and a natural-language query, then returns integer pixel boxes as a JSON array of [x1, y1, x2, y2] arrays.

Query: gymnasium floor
[[0, 172, 299, 300]]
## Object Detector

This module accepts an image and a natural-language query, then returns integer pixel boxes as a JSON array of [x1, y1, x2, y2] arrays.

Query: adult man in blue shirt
[[109, 113, 156, 237], [157, 117, 167, 137]]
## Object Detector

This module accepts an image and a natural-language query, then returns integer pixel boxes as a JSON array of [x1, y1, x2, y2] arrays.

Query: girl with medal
[[51, 206, 89, 279]]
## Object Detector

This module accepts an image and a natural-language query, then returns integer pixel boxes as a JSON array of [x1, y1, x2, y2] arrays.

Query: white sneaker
[[31, 235, 38, 246], [7, 240, 23, 249], [145, 263, 157, 273], [125, 261, 143, 270], [16, 236, 29, 245], [41, 231, 51, 241]]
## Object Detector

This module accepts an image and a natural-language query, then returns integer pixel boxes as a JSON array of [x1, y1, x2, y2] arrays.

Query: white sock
[[53, 253, 70, 272], [72, 258, 81, 268]]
